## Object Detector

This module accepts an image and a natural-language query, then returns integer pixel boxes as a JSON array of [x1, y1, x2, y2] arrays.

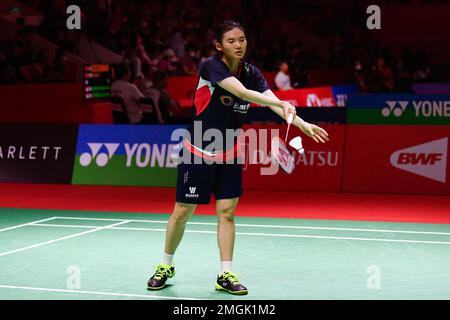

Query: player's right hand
[[280, 101, 297, 122]]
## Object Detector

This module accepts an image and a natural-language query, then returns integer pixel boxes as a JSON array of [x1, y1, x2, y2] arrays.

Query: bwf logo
[[390, 137, 448, 183], [79, 143, 119, 167]]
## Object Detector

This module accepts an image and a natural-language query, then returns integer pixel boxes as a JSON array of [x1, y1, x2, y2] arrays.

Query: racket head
[[271, 136, 295, 174]]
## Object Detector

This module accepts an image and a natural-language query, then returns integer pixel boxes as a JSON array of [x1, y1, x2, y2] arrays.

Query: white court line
[[0, 220, 130, 258], [33, 224, 208, 234], [0, 285, 205, 300], [53, 217, 127, 222], [33, 224, 99, 229], [0, 217, 57, 233], [52, 216, 450, 236], [234, 231, 450, 245], [31, 223, 450, 245]]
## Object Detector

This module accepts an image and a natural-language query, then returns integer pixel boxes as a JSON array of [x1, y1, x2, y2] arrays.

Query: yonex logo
[[79, 143, 119, 167], [390, 137, 448, 183], [382, 101, 408, 117], [382, 100, 450, 118], [189, 187, 196, 194]]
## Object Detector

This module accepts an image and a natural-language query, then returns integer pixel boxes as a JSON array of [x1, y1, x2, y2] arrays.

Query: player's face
[[217, 28, 247, 60]]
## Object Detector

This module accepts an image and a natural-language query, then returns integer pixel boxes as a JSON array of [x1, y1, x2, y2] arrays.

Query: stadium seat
[[111, 96, 130, 124]]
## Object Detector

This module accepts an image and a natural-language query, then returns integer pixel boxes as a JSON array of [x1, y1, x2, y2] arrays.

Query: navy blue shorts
[[175, 149, 243, 204]]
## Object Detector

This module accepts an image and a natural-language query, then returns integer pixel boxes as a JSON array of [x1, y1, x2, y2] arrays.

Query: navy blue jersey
[[187, 55, 269, 150]]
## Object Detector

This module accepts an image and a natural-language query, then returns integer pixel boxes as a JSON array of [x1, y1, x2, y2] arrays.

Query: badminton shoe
[[147, 263, 175, 290], [215, 271, 248, 295]]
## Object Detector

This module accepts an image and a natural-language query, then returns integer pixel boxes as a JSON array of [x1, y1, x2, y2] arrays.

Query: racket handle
[[287, 113, 294, 124]]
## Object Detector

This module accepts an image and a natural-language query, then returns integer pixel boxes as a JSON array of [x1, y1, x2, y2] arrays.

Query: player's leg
[[147, 202, 196, 290], [216, 197, 238, 263], [164, 202, 197, 255], [213, 162, 248, 295]]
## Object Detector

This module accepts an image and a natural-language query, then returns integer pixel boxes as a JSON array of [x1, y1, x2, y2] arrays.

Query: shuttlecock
[[289, 136, 305, 155]]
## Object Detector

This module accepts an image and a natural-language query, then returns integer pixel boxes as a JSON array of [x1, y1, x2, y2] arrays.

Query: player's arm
[[263, 89, 330, 144], [262, 89, 305, 125], [217, 76, 296, 119]]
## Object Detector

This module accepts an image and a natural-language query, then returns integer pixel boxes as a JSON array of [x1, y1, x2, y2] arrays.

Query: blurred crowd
[[1, 0, 448, 91], [0, 29, 72, 84]]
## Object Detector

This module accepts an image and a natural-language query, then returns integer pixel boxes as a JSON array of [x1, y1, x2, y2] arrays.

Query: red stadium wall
[[343, 125, 450, 195], [0, 83, 114, 124]]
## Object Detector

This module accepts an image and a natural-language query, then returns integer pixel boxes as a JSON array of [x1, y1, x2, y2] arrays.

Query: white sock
[[221, 261, 232, 274], [162, 252, 174, 266]]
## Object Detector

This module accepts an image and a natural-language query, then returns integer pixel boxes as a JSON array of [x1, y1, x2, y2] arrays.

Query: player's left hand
[[297, 121, 329, 143]]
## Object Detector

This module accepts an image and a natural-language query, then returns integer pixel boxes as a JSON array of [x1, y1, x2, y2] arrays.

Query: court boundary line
[[30, 222, 450, 245], [0, 284, 206, 300], [0, 217, 57, 233], [52, 216, 450, 236], [0, 220, 130, 258]]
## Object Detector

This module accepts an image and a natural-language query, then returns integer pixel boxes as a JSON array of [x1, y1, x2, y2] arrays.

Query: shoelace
[[222, 271, 239, 284], [153, 265, 171, 280]]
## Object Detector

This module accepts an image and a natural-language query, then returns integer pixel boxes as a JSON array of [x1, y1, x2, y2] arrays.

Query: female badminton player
[[147, 20, 329, 295]]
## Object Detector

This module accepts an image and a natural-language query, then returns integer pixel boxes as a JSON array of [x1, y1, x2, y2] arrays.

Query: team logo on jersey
[[220, 95, 234, 106], [233, 103, 250, 114]]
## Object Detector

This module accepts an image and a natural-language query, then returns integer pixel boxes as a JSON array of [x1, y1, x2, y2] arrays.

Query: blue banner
[[347, 94, 450, 110], [331, 85, 358, 107]]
